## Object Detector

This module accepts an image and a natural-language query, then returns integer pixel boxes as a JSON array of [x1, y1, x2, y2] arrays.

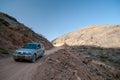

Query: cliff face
[[0, 12, 53, 55]]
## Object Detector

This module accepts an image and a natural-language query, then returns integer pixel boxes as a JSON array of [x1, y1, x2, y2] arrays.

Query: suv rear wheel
[[14, 59, 19, 62]]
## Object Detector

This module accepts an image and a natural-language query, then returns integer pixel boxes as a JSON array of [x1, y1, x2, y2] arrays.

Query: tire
[[31, 55, 36, 63]]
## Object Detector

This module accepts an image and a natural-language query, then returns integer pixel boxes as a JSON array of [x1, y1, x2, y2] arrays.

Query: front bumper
[[13, 54, 33, 61]]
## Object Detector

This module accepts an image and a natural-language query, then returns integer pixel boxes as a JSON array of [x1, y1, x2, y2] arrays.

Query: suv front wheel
[[31, 55, 36, 63]]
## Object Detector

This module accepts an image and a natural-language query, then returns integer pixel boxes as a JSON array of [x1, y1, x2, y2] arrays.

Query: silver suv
[[13, 42, 45, 63]]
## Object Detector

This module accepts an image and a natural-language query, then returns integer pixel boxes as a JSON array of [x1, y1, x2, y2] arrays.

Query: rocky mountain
[[0, 12, 53, 56], [52, 25, 120, 67]]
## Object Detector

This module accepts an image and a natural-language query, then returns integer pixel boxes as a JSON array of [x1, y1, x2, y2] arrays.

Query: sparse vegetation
[[0, 48, 9, 54], [99, 54, 108, 61]]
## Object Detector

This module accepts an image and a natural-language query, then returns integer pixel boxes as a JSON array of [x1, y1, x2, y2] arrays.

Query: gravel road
[[0, 47, 63, 80]]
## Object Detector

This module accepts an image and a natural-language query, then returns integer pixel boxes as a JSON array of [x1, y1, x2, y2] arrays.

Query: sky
[[0, 0, 120, 41]]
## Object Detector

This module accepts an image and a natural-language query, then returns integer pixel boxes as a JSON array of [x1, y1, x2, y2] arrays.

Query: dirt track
[[0, 47, 63, 80]]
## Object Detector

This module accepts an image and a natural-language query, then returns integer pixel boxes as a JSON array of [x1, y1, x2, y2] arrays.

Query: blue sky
[[0, 0, 120, 41]]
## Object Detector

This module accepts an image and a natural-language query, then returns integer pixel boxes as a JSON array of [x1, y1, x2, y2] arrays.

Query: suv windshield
[[22, 44, 37, 49]]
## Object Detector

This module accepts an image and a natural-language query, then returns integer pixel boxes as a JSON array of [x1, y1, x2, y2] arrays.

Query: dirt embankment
[[33, 46, 120, 80]]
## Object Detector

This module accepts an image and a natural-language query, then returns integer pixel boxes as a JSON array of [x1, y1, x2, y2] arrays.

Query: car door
[[37, 44, 42, 57], [40, 44, 44, 56]]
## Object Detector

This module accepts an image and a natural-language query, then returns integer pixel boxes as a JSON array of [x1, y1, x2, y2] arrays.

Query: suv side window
[[38, 44, 41, 49]]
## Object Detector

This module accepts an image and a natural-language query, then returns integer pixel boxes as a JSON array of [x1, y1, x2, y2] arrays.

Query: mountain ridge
[[52, 24, 120, 47]]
